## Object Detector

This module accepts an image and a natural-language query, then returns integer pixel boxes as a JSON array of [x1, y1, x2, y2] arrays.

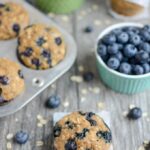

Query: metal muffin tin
[[0, 1, 77, 117]]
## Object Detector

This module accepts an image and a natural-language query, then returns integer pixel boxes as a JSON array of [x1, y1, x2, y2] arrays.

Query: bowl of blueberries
[[96, 22, 150, 94]]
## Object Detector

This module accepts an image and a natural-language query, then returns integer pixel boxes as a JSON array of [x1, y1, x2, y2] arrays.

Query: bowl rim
[[95, 22, 150, 79]]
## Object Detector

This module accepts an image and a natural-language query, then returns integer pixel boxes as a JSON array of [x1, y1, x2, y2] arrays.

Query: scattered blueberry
[[13, 24, 20, 34], [36, 37, 46, 46], [0, 76, 9, 85], [97, 44, 107, 57], [83, 72, 94, 82], [133, 65, 144, 75], [123, 44, 137, 58], [107, 43, 119, 55], [129, 34, 141, 45], [65, 139, 77, 150], [22, 47, 33, 57], [46, 95, 60, 109], [127, 107, 142, 120], [142, 63, 150, 73], [119, 62, 132, 74], [55, 37, 62, 45], [117, 32, 129, 44], [14, 131, 29, 144], [84, 26, 93, 33], [107, 57, 120, 70], [103, 34, 116, 45]]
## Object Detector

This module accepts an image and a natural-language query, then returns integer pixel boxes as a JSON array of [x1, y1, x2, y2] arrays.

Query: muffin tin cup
[[35, 0, 85, 14], [0, 1, 77, 117], [95, 23, 150, 94]]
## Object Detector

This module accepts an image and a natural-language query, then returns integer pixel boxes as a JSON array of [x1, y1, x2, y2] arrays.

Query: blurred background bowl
[[33, 0, 85, 14]]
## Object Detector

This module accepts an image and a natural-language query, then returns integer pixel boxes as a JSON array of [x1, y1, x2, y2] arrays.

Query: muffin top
[[0, 2, 29, 40], [0, 58, 25, 104], [54, 111, 112, 150], [17, 24, 66, 70]]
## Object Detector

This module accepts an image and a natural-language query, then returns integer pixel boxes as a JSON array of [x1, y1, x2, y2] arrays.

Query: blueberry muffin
[[17, 24, 66, 70], [53, 112, 112, 150], [0, 2, 29, 40], [0, 58, 25, 104]]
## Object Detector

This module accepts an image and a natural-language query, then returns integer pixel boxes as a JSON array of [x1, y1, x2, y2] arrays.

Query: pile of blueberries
[[97, 25, 150, 75]]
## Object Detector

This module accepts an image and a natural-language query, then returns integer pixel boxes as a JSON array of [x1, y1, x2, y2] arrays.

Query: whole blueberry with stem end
[[83, 72, 94, 82], [123, 44, 137, 58], [14, 131, 29, 144], [103, 34, 116, 45], [127, 107, 142, 120], [117, 32, 129, 44], [107, 57, 120, 70], [119, 62, 132, 74], [46, 95, 61, 109]]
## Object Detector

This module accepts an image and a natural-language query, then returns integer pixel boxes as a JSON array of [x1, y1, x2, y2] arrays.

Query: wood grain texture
[[0, 0, 150, 149]]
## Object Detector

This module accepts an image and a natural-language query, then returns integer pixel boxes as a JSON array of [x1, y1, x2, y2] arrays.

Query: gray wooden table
[[1, 0, 150, 150]]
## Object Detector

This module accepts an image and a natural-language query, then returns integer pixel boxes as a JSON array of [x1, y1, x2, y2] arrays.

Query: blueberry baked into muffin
[[53, 112, 112, 150], [0, 2, 29, 40], [0, 58, 25, 104], [17, 24, 66, 70]]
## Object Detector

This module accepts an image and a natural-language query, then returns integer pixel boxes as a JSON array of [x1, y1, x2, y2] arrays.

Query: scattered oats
[[15, 118, 18, 122], [81, 89, 88, 95], [37, 123, 43, 128], [61, 15, 69, 22], [6, 142, 12, 149], [129, 104, 135, 109], [94, 20, 102, 26], [81, 97, 86, 102], [143, 112, 148, 117], [36, 140, 44, 147], [93, 87, 100, 94], [78, 65, 84, 72], [97, 102, 105, 109], [40, 119, 47, 125], [37, 114, 43, 120], [123, 111, 128, 117], [105, 20, 111, 25], [6, 133, 13, 140], [48, 13, 55, 18], [144, 140, 149, 145], [70, 75, 83, 83], [63, 101, 69, 107], [80, 10, 87, 16], [138, 146, 145, 150], [92, 5, 99, 10], [51, 84, 56, 89]]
